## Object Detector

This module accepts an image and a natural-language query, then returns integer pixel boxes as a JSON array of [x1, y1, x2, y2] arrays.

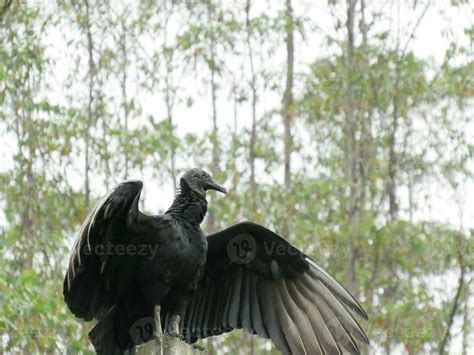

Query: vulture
[[63, 168, 369, 354]]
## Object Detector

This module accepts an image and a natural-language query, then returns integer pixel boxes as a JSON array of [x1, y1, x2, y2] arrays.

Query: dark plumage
[[63, 168, 369, 354]]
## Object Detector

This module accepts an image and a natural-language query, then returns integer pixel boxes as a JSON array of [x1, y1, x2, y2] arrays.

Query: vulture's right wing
[[63, 180, 144, 321], [174, 221, 369, 355]]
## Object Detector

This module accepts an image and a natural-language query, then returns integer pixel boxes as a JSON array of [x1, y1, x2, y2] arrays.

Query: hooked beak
[[205, 180, 227, 194]]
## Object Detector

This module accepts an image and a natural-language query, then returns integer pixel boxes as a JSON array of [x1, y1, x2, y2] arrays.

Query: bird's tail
[[89, 306, 129, 355]]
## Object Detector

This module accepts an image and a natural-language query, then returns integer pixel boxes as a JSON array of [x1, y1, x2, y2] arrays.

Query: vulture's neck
[[165, 187, 207, 225]]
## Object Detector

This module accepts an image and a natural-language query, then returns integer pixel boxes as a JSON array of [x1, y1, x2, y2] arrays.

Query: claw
[[167, 331, 184, 340], [154, 305, 162, 337], [170, 314, 180, 335]]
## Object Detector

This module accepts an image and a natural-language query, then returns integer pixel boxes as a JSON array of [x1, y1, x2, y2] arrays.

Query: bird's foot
[[154, 305, 163, 337], [170, 314, 181, 335], [166, 331, 184, 340], [165, 314, 184, 339]]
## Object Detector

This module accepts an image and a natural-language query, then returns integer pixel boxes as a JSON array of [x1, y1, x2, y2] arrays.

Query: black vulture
[[63, 168, 369, 354]]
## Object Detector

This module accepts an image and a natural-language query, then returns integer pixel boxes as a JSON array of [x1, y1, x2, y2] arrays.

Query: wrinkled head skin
[[180, 168, 227, 197]]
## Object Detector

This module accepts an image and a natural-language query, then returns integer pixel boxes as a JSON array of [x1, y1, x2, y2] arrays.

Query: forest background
[[0, 0, 473, 353]]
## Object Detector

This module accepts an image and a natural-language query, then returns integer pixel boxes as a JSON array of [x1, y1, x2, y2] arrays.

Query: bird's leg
[[171, 314, 180, 334], [168, 314, 182, 339], [154, 305, 163, 337]]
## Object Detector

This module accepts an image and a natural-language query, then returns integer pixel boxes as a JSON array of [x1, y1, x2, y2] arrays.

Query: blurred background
[[0, 0, 473, 353]]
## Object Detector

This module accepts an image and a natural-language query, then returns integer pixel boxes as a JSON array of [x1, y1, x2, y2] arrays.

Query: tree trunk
[[461, 280, 471, 354], [0, 0, 12, 23], [344, 0, 359, 292], [206, 2, 219, 233], [162, 12, 177, 194], [121, 19, 129, 180], [439, 251, 465, 354], [84, 0, 94, 205], [283, 0, 294, 189], [246, 0, 258, 216]]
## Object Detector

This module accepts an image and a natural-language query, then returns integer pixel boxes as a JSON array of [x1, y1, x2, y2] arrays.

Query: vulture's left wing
[[170, 221, 369, 355]]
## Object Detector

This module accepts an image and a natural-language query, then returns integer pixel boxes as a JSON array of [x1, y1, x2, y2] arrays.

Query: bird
[[63, 168, 369, 354]]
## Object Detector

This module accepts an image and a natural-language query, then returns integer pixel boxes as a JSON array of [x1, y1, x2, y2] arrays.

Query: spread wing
[[174, 221, 369, 355], [63, 180, 144, 321]]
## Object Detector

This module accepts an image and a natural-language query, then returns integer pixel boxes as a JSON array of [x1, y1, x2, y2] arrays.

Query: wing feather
[[240, 268, 254, 333], [295, 277, 360, 354], [287, 279, 342, 354], [306, 257, 368, 320], [181, 221, 369, 354], [273, 281, 310, 354], [301, 273, 370, 345], [259, 280, 292, 354], [249, 272, 267, 337], [63, 181, 143, 321], [228, 267, 243, 328]]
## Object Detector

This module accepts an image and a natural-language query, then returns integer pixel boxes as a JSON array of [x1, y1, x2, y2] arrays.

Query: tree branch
[[439, 249, 466, 354], [0, 0, 12, 24]]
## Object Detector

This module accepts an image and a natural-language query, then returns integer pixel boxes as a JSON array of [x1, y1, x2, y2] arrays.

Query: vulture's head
[[180, 168, 227, 197]]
